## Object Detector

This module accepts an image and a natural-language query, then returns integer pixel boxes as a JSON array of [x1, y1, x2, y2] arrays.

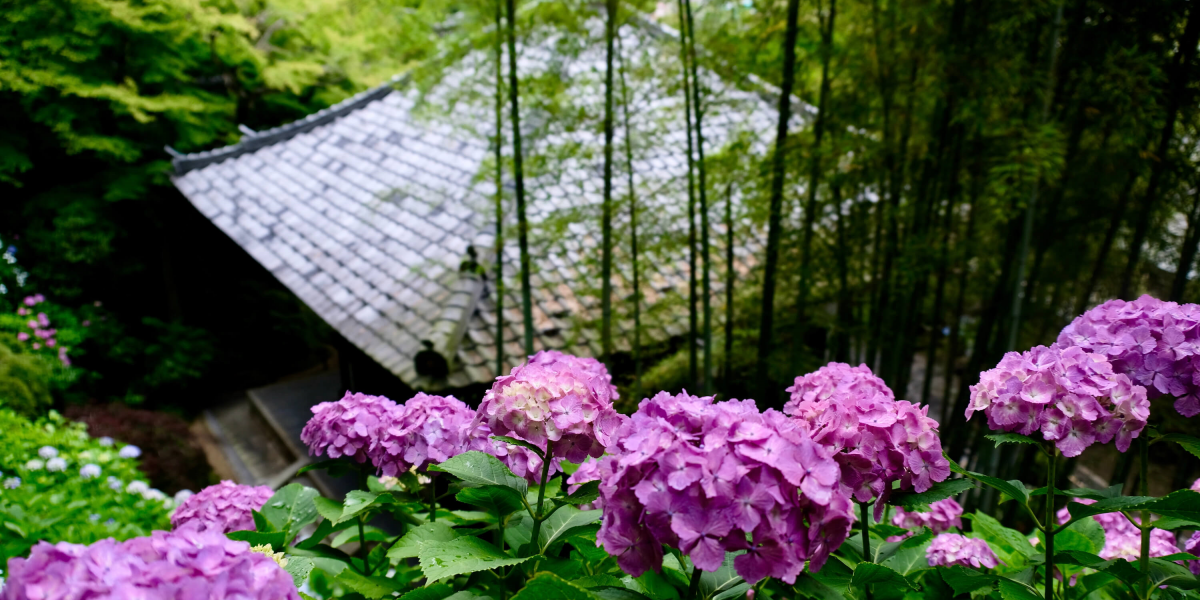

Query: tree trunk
[[494, 0, 506, 376], [1119, 6, 1200, 299], [1078, 168, 1138, 314], [1171, 190, 1200, 301], [600, 0, 617, 365], [505, 0, 535, 356], [833, 181, 852, 363], [792, 0, 837, 373], [683, 0, 713, 394], [676, 0, 699, 386], [725, 184, 735, 386], [755, 0, 802, 399]]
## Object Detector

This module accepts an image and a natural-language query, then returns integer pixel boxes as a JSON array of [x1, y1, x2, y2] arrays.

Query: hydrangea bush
[[170, 480, 273, 533], [0, 408, 172, 559]]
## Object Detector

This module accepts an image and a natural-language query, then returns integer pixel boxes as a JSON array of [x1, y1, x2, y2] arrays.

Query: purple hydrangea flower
[[1, 522, 298, 600], [1185, 531, 1199, 576], [301, 391, 397, 463], [889, 499, 963, 541], [170, 481, 274, 533], [925, 533, 1000, 568], [476, 351, 623, 479], [589, 391, 853, 585], [1192, 477, 1200, 492], [1058, 295, 1200, 417], [968, 345, 1149, 456], [370, 393, 488, 476], [785, 363, 951, 504], [1056, 499, 1179, 561]]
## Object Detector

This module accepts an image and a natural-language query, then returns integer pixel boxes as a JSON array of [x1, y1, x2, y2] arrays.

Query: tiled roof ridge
[[168, 76, 408, 175]]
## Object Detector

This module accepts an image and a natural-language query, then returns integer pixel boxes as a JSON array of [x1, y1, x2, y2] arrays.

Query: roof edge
[[169, 75, 409, 175]]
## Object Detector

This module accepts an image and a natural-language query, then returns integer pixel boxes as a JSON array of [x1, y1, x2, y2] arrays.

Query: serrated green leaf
[[889, 479, 976, 511], [563, 524, 606, 561], [334, 568, 407, 599], [996, 577, 1040, 600], [809, 556, 854, 592], [430, 451, 528, 495], [592, 587, 652, 600], [1144, 490, 1200, 524], [510, 572, 603, 600], [418, 536, 532, 582], [457, 485, 526, 516], [875, 529, 933, 565], [1055, 516, 1105, 555], [259, 483, 320, 543], [986, 433, 1040, 447], [966, 471, 1031, 505], [539, 506, 602, 551], [882, 534, 934, 576], [852, 562, 919, 591], [1158, 433, 1200, 460], [491, 435, 546, 458], [444, 592, 494, 600], [1160, 553, 1200, 562], [573, 575, 628, 589], [227, 530, 285, 549], [699, 551, 746, 599], [794, 573, 846, 600], [971, 511, 1037, 566], [505, 513, 534, 550], [1151, 517, 1200, 530], [313, 496, 343, 523], [624, 572, 680, 600], [337, 490, 395, 524], [331, 525, 388, 548], [396, 582, 455, 600], [559, 480, 601, 506], [284, 556, 315, 588], [295, 516, 355, 549], [1062, 495, 1154, 529], [387, 521, 461, 560], [1055, 484, 1124, 500], [938, 565, 997, 595], [1149, 557, 1200, 590]]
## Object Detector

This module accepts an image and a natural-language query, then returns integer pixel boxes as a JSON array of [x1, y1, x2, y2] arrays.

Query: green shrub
[[0, 408, 173, 559], [0, 341, 54, 418]]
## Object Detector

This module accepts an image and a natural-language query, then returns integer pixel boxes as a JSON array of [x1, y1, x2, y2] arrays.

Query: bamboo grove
[[449, 0, 1200, 439]]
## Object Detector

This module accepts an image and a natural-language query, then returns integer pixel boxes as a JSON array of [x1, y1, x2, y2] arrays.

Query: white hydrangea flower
[[98, 437, 114, 447], [2, 478, 19, 489], [25, 459, 43, 471], [107, 476, 123, 491], [46, 457, 67, 472], [80, 464, 101, 479], [173, 489, 194, 504], [126, 481, 149, 495], [37, 446, 57, 459], [118, 445, 141, 459]]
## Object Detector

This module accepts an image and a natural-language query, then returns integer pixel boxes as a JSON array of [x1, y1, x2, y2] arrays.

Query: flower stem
[[358, 515, 369, 574], [686, 564, 704, 600], [860, 501, 873, 600], [1044, 447, 1056, 600], [428, 475, 438, 522], [1138, 434, 1150, 595], [528, 440, 555, 552]]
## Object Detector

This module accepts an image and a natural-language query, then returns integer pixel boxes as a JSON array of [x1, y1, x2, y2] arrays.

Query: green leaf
[[1159, 553, 1200, 562], [699, 551, 747, 600], [504, 513, 535, 550], [1143, 490, 1200, 524], [996, 577, 1040, 600], [1056, 484, 1124, 500], [881, 534, 934, 576], [336, 490, 395, 524], [1151, 517, 1200, 530], [794, 573, 846, 600], [227, 530, 286, 549], [387, 521, 461, 560], [334, 569, 407, 599], [1054, 550, 1107, 568], [1055, 516, 1105, 555], [1062, 495, 1154, 528], [418, 536, 532, 582], [331, 525, 388, 548], [1157, 433, 1200, 460], [1096, 559, 1146, 588], [875, 529, 933, 565], [258, 483, 320, 543], [563, 524, 607, 561], [851, 562, 919, 591], [510, 572, 604, 600], [971, 511, 1037, 565], [938, 566, 997, 595], [808, 555, 854, 592], [457, 485, 526, 516], [284, 556, 315, 588], [491, 435, 546, 458], [539, 506, 603, 551], [986, 433, 1040, 447], [313, 497, 343, 523], [573, 575, 629, 589], [558, 480, 601, 506], [592, 587, 653, 600], [889, 479, 976, 511], [429, 451, 528, 496], [1148, 557, 1200, 590], [297, 458, 361, 478], [623, 573, 679, 600], [295, 516, 355, 549], [966, 471, 1031, 505], [396, 583, 456, 600], [444, 592, 494, 600]]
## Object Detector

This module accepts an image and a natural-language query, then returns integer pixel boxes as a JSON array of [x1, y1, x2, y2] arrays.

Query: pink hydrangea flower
[[1185, 531, 1199, 576], [2, 522, 298, 600], [370, 393, 488, 476], [589, 391, 853, 585], [888, 498, 963, 541], [16, 332, 28, 341], [301, 391, 397, 463], [475, 351, 623, 479], [968, 345, 1149, 456], [171, 480, 274, 533], [1059, 295, 1200, 417], [785, 363, 950, 504], [926, 533, 1000, 568], [1056, 498, 1180, 561], [1191, 477, 1200, 492]]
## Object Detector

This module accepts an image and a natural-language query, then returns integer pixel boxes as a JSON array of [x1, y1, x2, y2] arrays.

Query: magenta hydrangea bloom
[[1185, 532, 1199, 576], [785, 363, 950, 504], [589, 391, 853, 585], [968, 345, 1149, 456], [1055, 499, 1179, 561], [1191, 477, 1200, 492], [170, 480, 274, 533], [926, 533, 1000, 568], [1059, 295, 1200, 417], [301, 391, 397, 463], [889, 499, 963, 541], [475, 350, 623, 479], [1, 522, 298, 600], [370, 393, 488, 476]]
